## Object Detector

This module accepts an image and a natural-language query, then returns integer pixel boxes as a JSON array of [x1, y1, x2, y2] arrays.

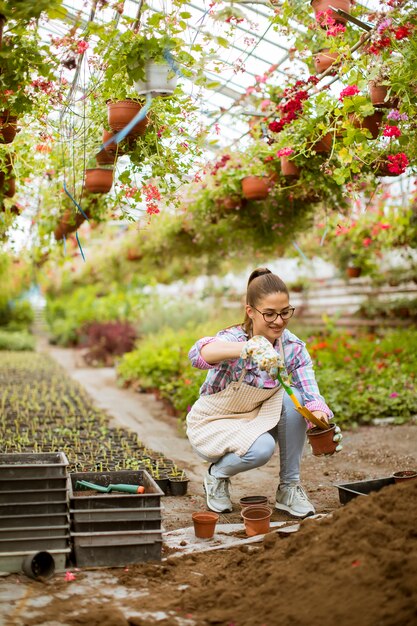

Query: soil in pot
[[107, 100, 149, 137], [192, 512, 219, 539], [85, 168, 113, 194], [241, 505, 272, 537], [307, 423, 337, 456], [241, 176, 269, 201], [239, 495, 269, 510], [392, 470, 417, 483]]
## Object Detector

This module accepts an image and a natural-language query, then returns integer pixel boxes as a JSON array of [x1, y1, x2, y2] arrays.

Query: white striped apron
[[186, 342, 285, 458]]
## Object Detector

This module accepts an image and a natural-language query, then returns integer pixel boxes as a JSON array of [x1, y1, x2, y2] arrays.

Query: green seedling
[[75, 479, 145, 494]]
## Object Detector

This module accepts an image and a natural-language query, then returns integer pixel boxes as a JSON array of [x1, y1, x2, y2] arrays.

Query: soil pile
[[163, 479, 417, 626]]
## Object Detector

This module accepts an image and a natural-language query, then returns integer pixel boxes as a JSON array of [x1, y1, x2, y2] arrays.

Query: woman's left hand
[[311, 410, 329, 423]]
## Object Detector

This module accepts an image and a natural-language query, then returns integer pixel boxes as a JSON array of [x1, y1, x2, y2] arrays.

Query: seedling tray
[[336, 476, 395, 504], [72, 529, 162, 567], [0, 549, 70, 575], [0, 453, 68, 479], [71, 507, 162, 533], [69, 470, 163, 510]]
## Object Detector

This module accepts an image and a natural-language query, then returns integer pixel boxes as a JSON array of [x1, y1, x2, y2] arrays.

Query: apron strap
[[278, 338, 285, 364]]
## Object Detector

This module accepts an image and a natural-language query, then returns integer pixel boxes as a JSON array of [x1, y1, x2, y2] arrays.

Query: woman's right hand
[[241, 335, 283, 374]]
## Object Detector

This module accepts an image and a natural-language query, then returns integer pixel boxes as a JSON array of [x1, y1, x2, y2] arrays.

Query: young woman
[[186, 267, 342, 518]]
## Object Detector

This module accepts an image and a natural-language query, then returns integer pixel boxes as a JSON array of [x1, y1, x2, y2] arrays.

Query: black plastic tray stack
[[0, 452, 71, 573], [69, 469, 164, 567]]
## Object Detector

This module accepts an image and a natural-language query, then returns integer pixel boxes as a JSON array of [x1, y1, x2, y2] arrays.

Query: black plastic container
[[336, 476, 395, 504], [72, 529, 162, 567]]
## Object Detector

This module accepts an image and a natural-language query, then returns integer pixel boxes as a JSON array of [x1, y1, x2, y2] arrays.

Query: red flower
[[338, 85, 360, 101], [386, 152, 409, 175], [362, 237, 372, 247], [383, 125, 401, 138], [395, 24, 412, 40]]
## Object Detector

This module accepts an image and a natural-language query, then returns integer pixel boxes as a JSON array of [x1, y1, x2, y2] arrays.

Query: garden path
[[40, 340, 417, 532]]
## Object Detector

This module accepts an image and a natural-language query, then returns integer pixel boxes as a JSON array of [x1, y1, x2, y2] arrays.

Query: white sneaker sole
[[275, 501, 315, 518]]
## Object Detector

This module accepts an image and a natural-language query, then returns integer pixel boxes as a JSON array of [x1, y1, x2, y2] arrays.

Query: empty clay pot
[[241, 505, 272, 537], [307, 423, 337, 456], [392, 470, 417, 483], [22, 551, 55, 580], [239, 495, 269, 510], [192, 512, 219, 539]]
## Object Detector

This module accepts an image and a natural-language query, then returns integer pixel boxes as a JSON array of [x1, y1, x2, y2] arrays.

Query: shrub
[[0, 299, 34, 331], [82, 321, 137, 366], [0, 330, 35, 351]]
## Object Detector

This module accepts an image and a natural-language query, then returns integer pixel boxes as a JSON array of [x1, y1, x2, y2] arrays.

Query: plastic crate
[[71, 507, 162, 533], [0, 453, 68, 479], [72, 529, 162, 567], [0, 477, 68, 492], [0, 500, 68, 517], [0, 534, 69, 552], [0, 513, 69, 529], [0, 489, 68, 505], [335, 476, 395, 504], [0, 525, 69, 540], [69, 470, 163, 510]]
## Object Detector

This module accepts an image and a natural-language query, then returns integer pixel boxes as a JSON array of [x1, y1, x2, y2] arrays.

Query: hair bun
[[247, 267, 272, 286]]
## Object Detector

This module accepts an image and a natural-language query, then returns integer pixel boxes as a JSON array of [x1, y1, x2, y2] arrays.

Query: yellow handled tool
[[276, 372, 329, 430]]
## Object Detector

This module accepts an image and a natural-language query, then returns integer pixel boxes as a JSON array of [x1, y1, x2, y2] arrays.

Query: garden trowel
[[275, 371, 329, 430], [75, 480, 145, 494]]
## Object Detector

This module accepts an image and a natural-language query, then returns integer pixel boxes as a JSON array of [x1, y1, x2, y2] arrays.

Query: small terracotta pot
[[307, 423, 337, 456], [0, 113, 18, 144], [346, 266, 362, 278], [311, 0, 351, 23], [85, 168, 113, 194], [241, 505, 272, 537], [349, 111, 384, 140], [311, 132, 333, 153], [280, 156, 300, 178], [107, 100, 149, 137], [392, 470, 417, 483], [313, 49, 339, 74], [368, 82, 399, 109], [192, 512, 219, 539], [96, 148, 115, 166], [239, 495, 268, 510], [241, 176, 269, 200]]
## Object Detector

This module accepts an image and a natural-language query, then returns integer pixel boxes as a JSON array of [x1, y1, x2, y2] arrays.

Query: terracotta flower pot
[[241, 505, 272, 537], [280, 156, 300, 178], [313, 49, 339, 74], [239, 495, 269, 510], [392, 470, 417, 483], [241, 176, 269, 200], [215, 196, 241, 212], [346, 266, 362, 278], [85, 168, 113, 194], [307, 423, 337, 456], [368, 82, 399, 109], [0, 113, 18, 144], [96, 148, 115, 166], [311, 132, 333, 153], [126, 248, 143, 261], [374, 161, 400, 177], [192, 512, 219, 539], [54, 209, 87, 241], [349, 111, 384, 140], [311, 0, 351, 23], [107, 100, 149, 137]]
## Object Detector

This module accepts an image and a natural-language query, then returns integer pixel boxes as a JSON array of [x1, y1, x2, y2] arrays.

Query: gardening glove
[[241, 335, 284, 376], [332, 424, 343, 452]]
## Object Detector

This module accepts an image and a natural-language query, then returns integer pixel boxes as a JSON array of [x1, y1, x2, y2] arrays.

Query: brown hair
[[242, 267, 289, 335]]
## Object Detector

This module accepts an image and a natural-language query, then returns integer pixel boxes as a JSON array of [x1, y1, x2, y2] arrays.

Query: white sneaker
[[203, 470, 232, 513], [275, 483, 315, 518]]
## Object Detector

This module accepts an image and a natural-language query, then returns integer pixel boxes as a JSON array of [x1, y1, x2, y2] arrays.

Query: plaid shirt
[[188, 325, 333, 417]]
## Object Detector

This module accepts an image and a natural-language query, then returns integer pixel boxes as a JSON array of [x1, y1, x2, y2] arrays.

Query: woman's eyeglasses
[[252, 306, 295, 323]]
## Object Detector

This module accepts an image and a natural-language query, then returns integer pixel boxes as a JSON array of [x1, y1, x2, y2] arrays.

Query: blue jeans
[[202, 388, 307, 485]]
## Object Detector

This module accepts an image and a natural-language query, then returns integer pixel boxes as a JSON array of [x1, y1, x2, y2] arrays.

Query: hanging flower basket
[[0, 112, 18, 144], [280, 157, 300, 179], [346, 266, 362, 278], [310, 132, 333, 153], [54, 209, 87, 241], [126, 248, 143, 261], [311, 0, 351, 23], [215, 196, 241, 212], [107, 100, 148, 137], [349, 111, 384, 140], [85, 168, 114, 194], [313, 49, 339, 74], [134, 61, 178, 96], [241, 176, 270, 200]]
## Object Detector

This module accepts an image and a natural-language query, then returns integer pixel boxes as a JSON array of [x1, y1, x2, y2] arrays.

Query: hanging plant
[[84, 167, 114, 194]]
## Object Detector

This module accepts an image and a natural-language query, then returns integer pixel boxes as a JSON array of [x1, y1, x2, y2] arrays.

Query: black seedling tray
[[336, 476, 395, 504]]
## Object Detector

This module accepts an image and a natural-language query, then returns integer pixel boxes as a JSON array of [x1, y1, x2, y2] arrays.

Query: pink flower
[[389, 392, 399, 398], [338, 85, 360, 101], [276, 148, 294, 157], [383, 125, 401, 138], [260, 99, 271, 111], [65, 571, 76, 581], [76, 40, 89, 54], [362, 237, 372, 247]]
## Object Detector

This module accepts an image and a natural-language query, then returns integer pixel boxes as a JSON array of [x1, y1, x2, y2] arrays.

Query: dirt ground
[[1, 345, 416, 626]]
